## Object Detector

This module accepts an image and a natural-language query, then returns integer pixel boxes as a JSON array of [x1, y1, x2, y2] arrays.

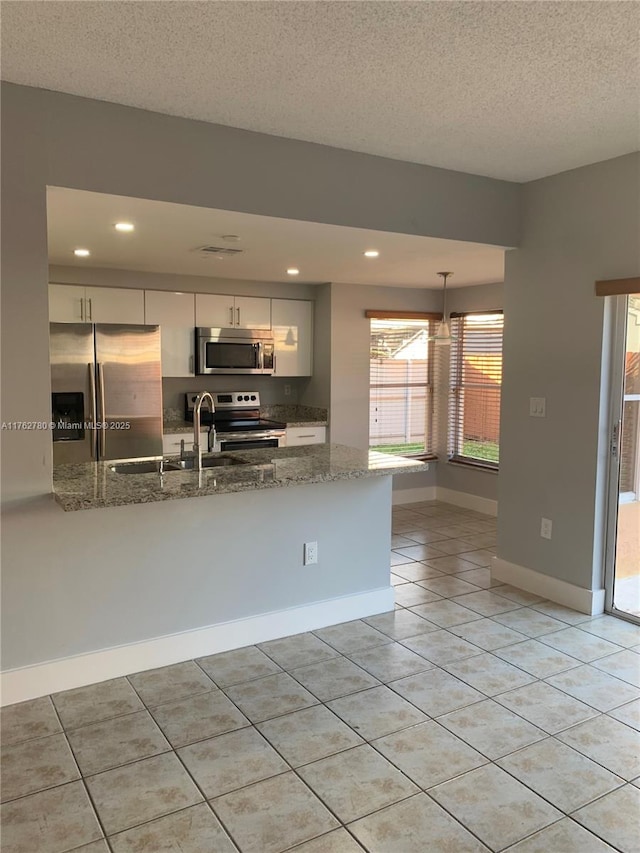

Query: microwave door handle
[[257, 341, 264, 372]]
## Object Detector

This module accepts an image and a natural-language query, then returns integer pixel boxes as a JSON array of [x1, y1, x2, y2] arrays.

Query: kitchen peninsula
[[53, 444, 420, 510], [2, 445, 426, 703]]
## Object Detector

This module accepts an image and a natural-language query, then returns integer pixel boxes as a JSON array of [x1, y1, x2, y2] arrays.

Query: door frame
[[603, 294, 639, 622]]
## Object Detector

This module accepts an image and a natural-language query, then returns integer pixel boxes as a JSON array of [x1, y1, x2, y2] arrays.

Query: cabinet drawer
[[162, 431, 209, 454], [285, 426, 326, 446]]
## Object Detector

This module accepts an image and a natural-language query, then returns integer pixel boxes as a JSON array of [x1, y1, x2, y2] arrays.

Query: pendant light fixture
[[430, 271, 456, 345]]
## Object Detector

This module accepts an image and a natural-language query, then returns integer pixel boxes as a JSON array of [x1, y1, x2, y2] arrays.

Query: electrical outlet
[[284, 384, 291, 396], [530, 397, 546, 417], [540, 518, 553, 540], [303, 541, 318, 565]]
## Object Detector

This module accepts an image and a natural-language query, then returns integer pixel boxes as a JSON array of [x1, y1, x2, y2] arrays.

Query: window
[[368, 316, 436, 457], [449, 311, 504, 467]]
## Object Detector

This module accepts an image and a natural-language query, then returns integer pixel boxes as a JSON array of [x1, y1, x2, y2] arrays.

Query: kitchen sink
[[169, 455, 248, 470], [109, 460, 169, 475], [109, 456, 248, 474]]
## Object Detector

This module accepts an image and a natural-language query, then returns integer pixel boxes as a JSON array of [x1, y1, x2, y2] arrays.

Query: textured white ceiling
[[46, 187, 505, 288], [3, 1, 638, 181]]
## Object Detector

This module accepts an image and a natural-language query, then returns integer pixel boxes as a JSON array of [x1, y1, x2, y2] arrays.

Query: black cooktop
[[215, 417, 286, 433]]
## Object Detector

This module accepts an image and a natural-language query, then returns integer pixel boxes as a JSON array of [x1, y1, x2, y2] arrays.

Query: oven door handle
[[217, 430, 285, 442]]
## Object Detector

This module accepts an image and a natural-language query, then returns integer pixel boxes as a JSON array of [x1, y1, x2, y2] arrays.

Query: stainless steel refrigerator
[[50, 323, 163, 465]]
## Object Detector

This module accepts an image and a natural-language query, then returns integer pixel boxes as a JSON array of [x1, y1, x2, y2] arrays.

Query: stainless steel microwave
[[196, 327, 275, 375]]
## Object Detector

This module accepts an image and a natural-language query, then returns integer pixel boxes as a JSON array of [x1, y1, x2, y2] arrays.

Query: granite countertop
[[163, 419, 200, 434], [52, 444, 426, 511]]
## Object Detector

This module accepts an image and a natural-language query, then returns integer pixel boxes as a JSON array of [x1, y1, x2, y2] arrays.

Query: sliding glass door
[[605, 294, 640, 621]]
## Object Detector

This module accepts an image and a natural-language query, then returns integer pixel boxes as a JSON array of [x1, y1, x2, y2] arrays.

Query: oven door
[[214, 431, 285, 452]]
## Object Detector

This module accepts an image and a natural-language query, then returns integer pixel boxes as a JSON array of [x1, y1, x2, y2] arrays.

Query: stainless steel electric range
[[185, 391, 286, 452]]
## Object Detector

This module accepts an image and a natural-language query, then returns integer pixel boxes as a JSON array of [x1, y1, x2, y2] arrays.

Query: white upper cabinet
[[86, 286, 145, 324], [195, 293, 271, 330], [195, 293, 234, 328], [272, 299, 313, 377], [144, 291, 196, 377], [49, 284, 144, 324], [49, 284, 87, 323]]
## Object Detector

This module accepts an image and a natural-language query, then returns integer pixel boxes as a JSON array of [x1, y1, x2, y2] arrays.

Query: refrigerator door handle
[[97, 362, 106, 458], [88, 363, 98, 460]]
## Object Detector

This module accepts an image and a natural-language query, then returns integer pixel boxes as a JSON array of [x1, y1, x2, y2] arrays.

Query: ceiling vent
[[194, 245, 244, 256]]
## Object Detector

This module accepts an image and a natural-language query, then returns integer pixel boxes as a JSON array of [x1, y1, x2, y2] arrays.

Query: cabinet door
[[195, 293, 235, 328], [49, 284, 87, 323], [85, 286, 145, 324], [162, 431, 209, 454], [285, 426, 326, 446], [145, 291, 196, 376], [272, 299, 312, 376], [234, 296, 271, 330]]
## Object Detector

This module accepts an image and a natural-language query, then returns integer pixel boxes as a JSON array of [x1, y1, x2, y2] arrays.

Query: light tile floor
[[2, 501, 640, 853]]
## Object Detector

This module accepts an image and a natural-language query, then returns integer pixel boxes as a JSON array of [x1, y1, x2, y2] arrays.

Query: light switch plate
[[530, 397, 546, 417]]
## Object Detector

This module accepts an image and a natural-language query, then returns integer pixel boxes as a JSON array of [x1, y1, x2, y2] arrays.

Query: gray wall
[[2, 477, 392, 670], [1, 82, 520, 506], [498, 153, 640, 590], [48, 265, 320, 300]]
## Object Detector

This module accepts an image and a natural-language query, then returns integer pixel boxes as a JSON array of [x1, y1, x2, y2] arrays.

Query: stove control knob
[[244, 395, 250, 401], [237, 396, 242, 402], [251, 395, 256, 401]]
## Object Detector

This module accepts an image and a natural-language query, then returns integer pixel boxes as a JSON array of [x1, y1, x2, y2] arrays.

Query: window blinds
[[449, 312, 504, 467], [369, 318, 434, 457]]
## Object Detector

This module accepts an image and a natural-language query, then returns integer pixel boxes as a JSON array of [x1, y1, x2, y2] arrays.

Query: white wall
[[1, 477, 392, 689], [498, 153, 640, 592]]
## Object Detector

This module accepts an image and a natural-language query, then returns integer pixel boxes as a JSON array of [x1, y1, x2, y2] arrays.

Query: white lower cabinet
[[285, 426, 326, 446], [162, 431, 210, 455]]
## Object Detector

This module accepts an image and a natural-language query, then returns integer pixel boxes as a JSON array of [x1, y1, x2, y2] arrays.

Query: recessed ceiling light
[[114, 222, 135, 232], [287, 268, 300, 276], [74, 248, 90, 257], [364, 250, 379, 258], [221, 234, 240, 242]]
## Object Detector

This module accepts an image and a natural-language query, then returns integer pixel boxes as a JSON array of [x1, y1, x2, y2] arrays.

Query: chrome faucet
[[181, 391, 215, 470]]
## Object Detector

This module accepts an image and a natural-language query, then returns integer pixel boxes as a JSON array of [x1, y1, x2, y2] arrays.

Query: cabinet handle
[[297, 434, 316, 439], [189, 354, 194, 374], [229, 306, 234, 325], [87, 298, 93, 321], [80, 298, 84, 322], [237, 307, 240, 325]]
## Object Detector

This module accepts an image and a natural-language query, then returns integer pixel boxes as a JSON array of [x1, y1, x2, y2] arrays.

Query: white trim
[[0, 587, 394, 706], [392, 486, 437, 505], [492, 557, 605, 615], [436, 487, 498, 517]]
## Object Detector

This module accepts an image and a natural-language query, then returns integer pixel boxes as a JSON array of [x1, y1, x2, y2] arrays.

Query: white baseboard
[[392, 486, 437, 505], [436, 487, 498, 517], [492, 557, 605, 616], [0, 588, 394, 706]]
